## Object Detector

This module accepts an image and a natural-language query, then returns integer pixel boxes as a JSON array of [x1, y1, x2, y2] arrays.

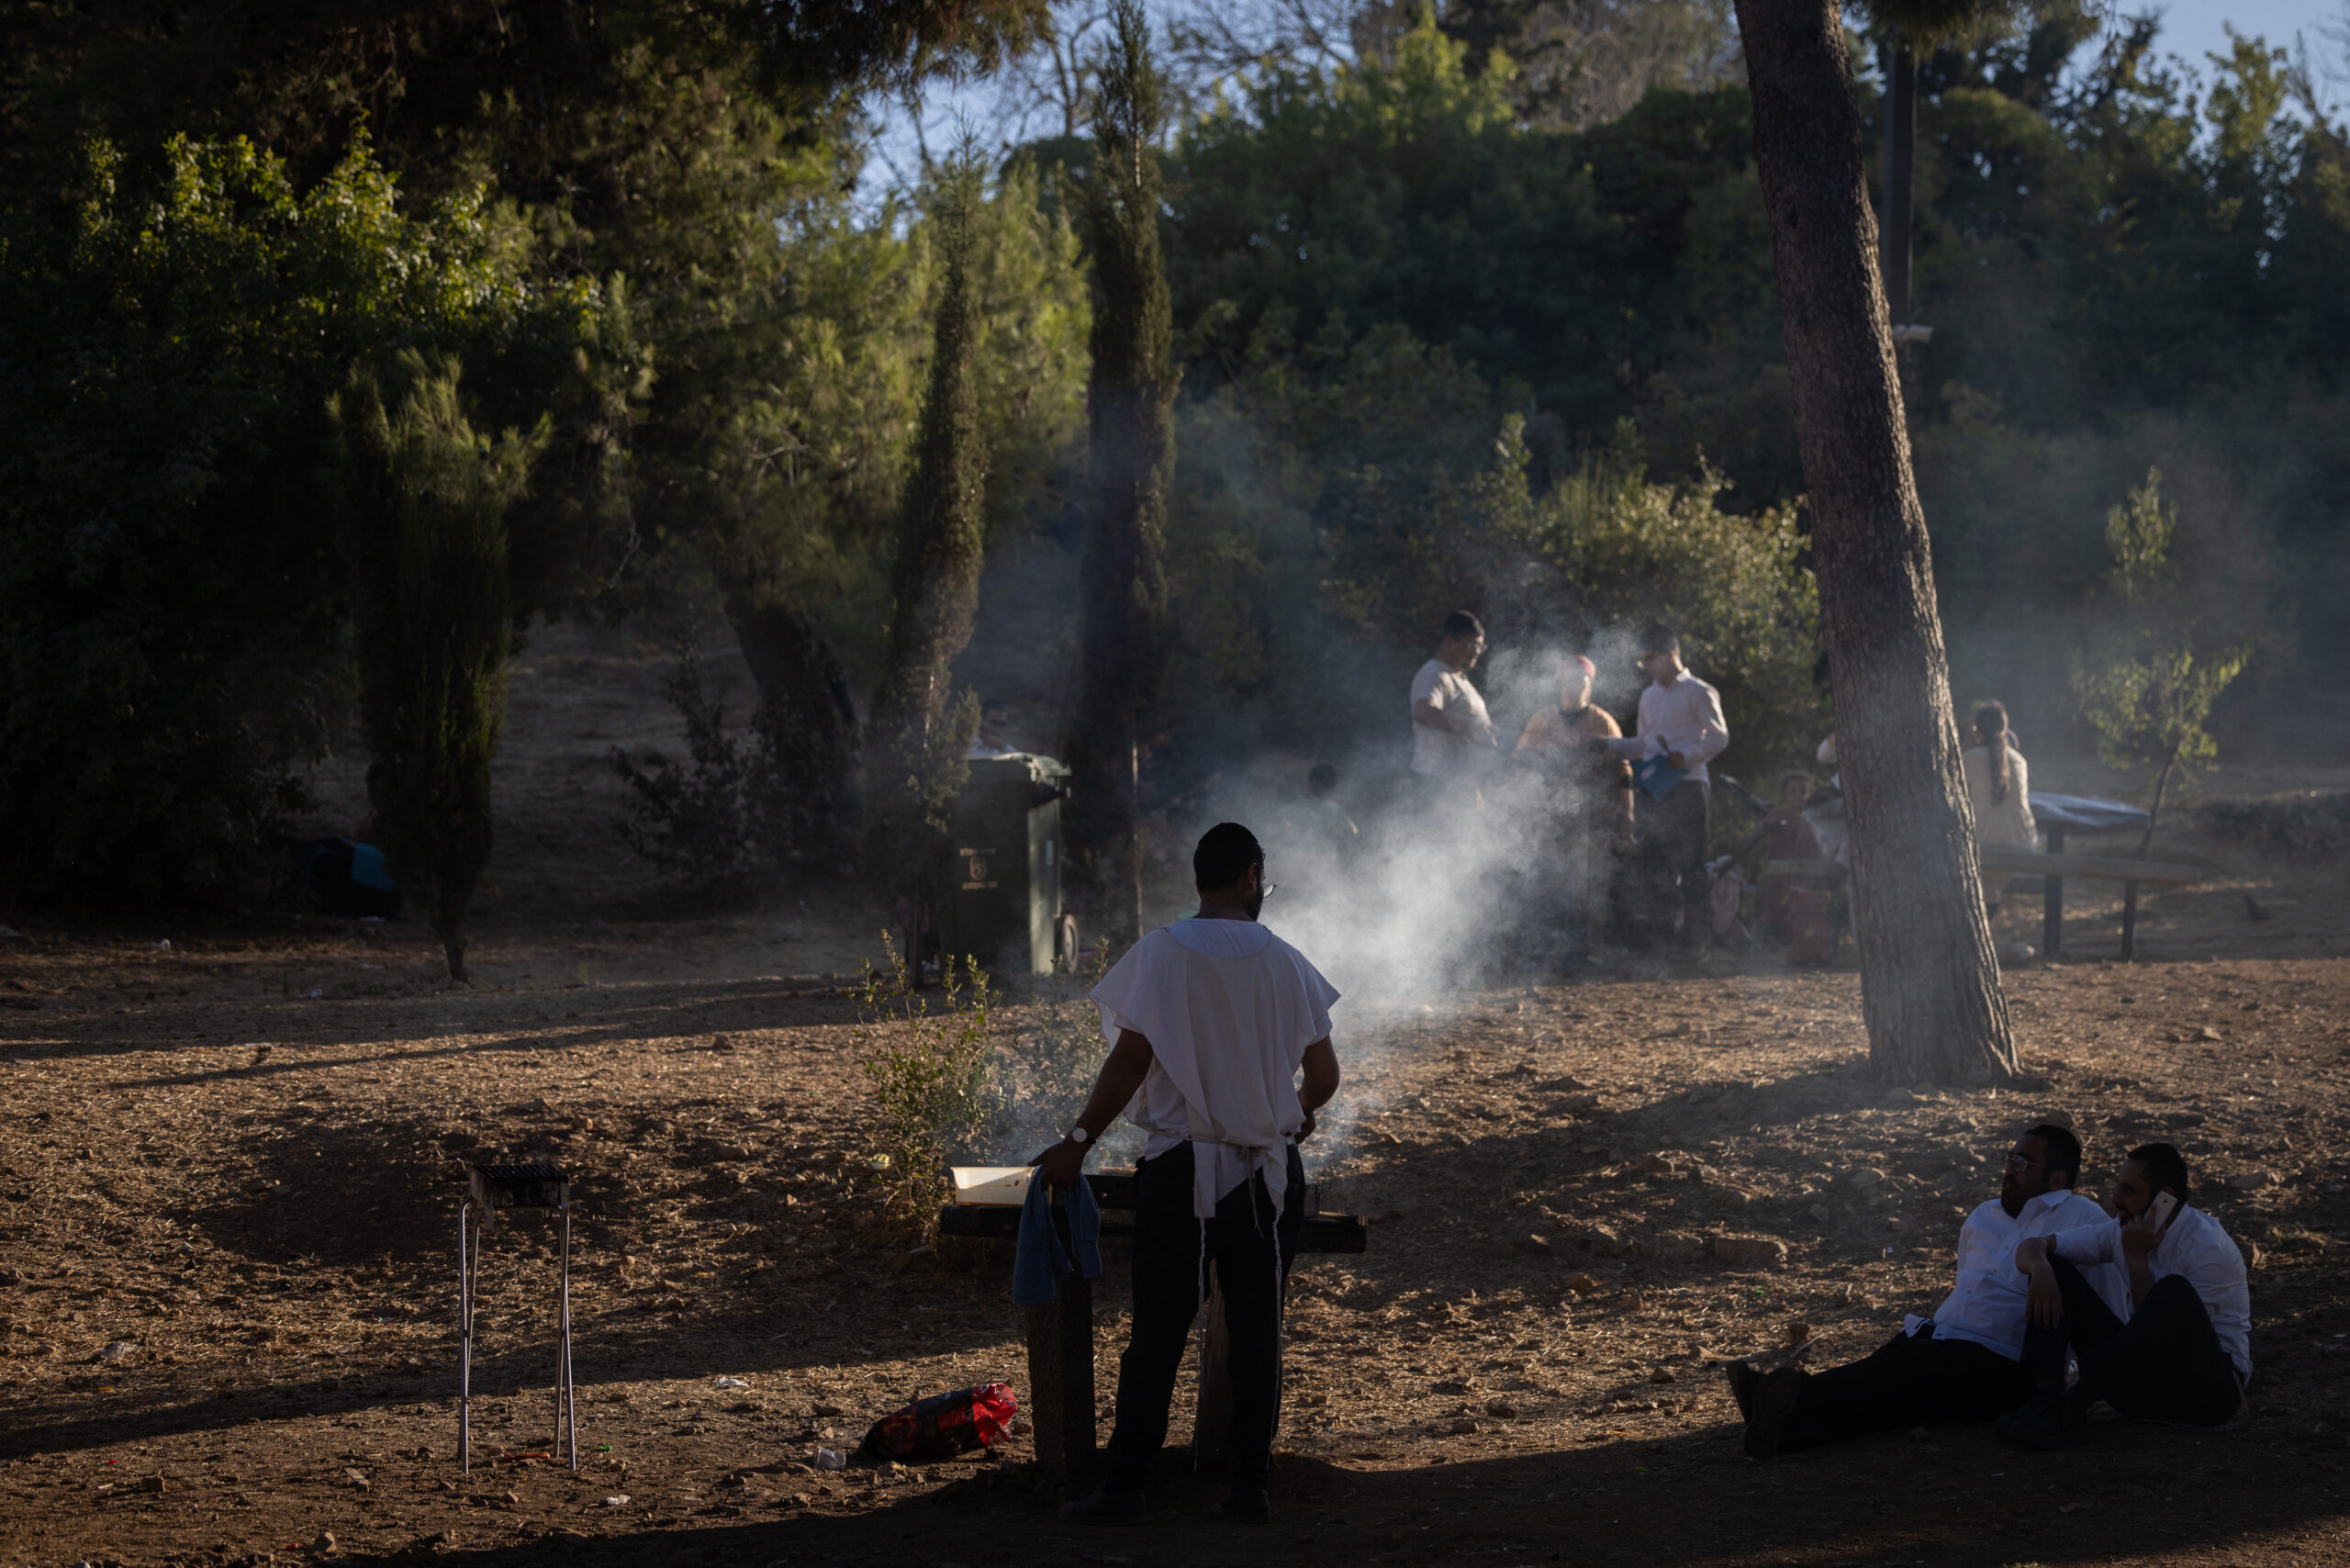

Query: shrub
[[1488, 416, 1828, 776], [2070, 469, 2252, 843], [856, 935, 1004, 1235], [613, 651, 789, 899], [991, 948, 1141, 1168]]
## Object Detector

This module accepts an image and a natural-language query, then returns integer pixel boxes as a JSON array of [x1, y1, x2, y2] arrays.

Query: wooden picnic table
[[938, 1170, 1367, 1488], [1769, 793, 2190, 960]]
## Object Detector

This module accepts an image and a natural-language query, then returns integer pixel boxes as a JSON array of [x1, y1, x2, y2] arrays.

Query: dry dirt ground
[[7, 623, 2350, 1568]]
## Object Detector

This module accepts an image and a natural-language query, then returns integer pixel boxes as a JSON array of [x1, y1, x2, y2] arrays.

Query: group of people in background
[[1389, 607, 2053, 968], [1406, 611, 1730, 963]]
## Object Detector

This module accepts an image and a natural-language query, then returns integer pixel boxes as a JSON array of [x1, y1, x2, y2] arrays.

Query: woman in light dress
[[1961, 700, 2035, 910]]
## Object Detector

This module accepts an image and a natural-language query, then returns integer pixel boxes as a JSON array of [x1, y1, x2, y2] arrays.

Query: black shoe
[[1742, 1366, 1804, 1461], [1724, 1360, 1762, 1423], [1995, 1391, 2060, 1439], [2002, 1397, 2090, 1450], [1223, 1486, 1272, 1523], [1059, 1485, 1146, 1526]]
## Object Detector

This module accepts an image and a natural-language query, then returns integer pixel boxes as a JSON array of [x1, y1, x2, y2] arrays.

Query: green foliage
[[333, 354, 539, 980], [1497, 420, 1827, 768], [1165, 19, 1788, 498], [611, 651, 800, 899], [0, 133, 565, 904], [857, 937, 1004, 1233], [2069, 470, 2251, 834], [2101, 466, 2178, 600], [2075, 642, 2251, 803], [992, 946, 1141, 1166]]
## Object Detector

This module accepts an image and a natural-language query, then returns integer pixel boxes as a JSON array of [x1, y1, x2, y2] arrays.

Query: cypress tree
[[865, 154, 990, 917], [1068, 0, 1176, 945], [332, 353, 539, 982]]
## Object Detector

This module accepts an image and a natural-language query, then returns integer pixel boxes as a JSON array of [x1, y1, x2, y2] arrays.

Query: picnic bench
[[938, 1170, 1368, 1489], [1768, 791, 2197, 962], [1979, 846, 2198, 960], [2017, 792, 2162, 958]]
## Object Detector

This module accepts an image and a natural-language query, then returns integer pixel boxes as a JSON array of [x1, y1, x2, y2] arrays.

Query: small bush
[[611, 651, 798, 900], [856, 935, 1003, 1235], [992, 947, 1142, 1168]]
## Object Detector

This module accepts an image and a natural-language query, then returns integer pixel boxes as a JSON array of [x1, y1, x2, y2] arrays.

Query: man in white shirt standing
[[1731, 1124, 2122, 1458], [1409, 611, 1494, 803], [2003, 1141, 2251, 1447], [1591, 623, 1728, 955], [1035, 823, 1343, 1526]]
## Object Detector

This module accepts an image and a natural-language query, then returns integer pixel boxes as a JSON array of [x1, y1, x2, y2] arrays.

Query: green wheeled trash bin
[[937, 754, 1075, 976]]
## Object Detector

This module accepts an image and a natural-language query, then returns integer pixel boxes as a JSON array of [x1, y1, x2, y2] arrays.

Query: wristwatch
[[1066, 1126, 1090, 1146]]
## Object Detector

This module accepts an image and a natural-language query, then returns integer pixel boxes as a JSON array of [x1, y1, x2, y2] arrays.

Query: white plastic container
[[948, 1166, 1036, 1206]]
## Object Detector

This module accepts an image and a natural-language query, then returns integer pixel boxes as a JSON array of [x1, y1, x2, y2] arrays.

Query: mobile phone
[[2149, 1191, 2179, 1229]]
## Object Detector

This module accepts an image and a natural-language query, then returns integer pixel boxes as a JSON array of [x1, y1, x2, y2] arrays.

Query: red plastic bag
[[855, 1383, 1018, 1463]]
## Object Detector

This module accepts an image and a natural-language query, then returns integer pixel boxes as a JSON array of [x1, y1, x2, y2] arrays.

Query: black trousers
[[1633, 778, 1710, 951], [1103, 1142, 1304, 1493], [2020, 1256, 2244, 1426], [1781, 1328, 2034, 1450]]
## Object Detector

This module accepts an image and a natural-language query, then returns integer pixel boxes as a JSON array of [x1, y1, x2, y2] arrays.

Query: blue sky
[[2153, 0, 2346, 84]]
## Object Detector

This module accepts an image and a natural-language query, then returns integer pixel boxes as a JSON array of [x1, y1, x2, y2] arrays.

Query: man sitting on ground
[[2000, 1141, 2251, 1448], [1038, 823, 1343, 1525], [1732, 1124, 2121, 1458]]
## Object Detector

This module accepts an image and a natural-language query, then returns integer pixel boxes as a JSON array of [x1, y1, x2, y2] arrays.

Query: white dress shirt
[[1908, 1188, 2124, 1360], [2049, 1204, 2254, 1384], [1606, 670, 1729, 785], [1092, 918, 1340, 1220]]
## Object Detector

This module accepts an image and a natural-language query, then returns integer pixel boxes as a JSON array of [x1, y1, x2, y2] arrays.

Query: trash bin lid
[[964, 752, 1069, 780]]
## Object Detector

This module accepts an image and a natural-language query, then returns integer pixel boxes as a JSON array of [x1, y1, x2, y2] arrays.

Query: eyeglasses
[[2003, 1151, 2045, 1170], [1260, 883, 1280, 901]]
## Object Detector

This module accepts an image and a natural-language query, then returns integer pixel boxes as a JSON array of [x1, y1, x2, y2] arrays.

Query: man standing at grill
[[1034, 823, 1342, 1525]]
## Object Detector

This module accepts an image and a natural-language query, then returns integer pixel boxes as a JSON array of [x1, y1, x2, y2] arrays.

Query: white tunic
[[1091, 918, 1341, 1220]]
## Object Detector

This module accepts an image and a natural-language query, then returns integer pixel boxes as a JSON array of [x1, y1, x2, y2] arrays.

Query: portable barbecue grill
[[456, 1160, 578, 1474]]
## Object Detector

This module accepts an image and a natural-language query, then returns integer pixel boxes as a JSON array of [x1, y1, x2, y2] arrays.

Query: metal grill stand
[[457, 1160, 577, 1475]]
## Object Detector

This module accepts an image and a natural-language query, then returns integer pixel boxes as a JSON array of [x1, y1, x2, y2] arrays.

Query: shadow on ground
[[319, 1417, 2345, 1568]]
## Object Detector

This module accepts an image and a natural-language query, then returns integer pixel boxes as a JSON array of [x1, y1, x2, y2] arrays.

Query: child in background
[[1747, 771, 1826, 944]]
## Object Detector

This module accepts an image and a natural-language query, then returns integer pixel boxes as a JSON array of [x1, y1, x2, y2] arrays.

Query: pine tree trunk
[[722, 594, 862, 868], [1068, 4, 1175, 946], [1732, 0, 2020, 1084]]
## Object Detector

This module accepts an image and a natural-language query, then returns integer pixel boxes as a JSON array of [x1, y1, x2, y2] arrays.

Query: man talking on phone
[[1731, 1124, 2121, 1458], [2000, 1141, 2251, 1447]]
